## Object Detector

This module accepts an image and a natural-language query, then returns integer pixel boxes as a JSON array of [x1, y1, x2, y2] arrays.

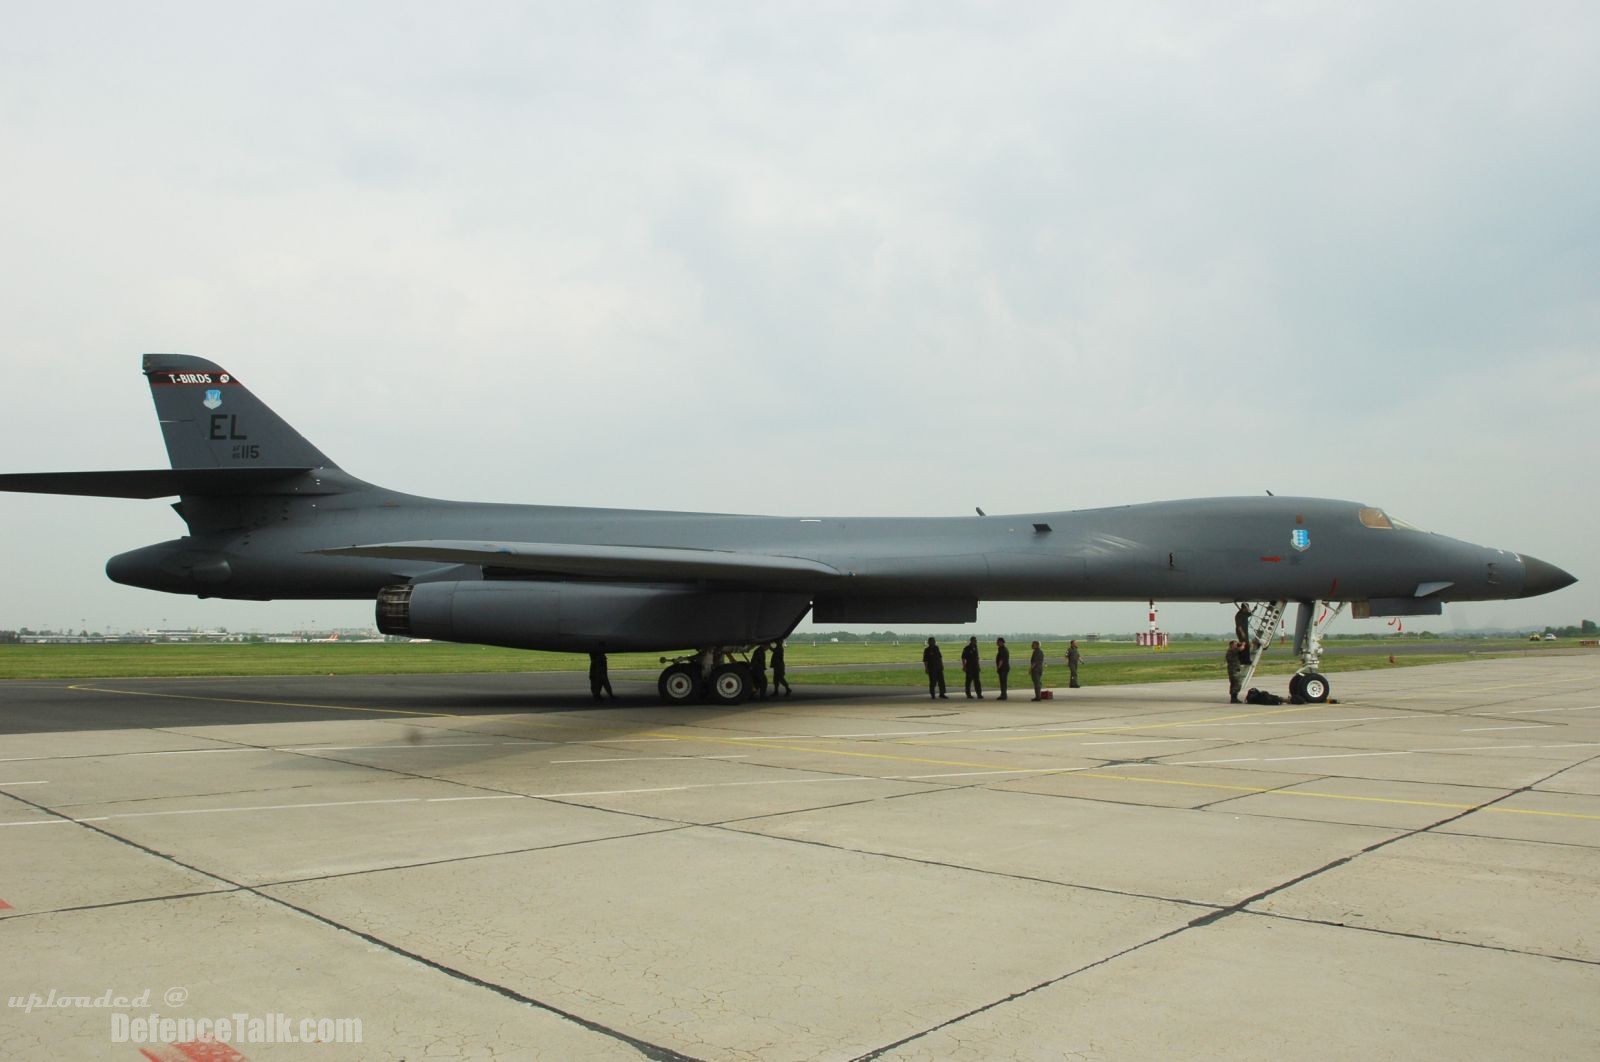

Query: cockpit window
[[1359, 507, 1423, 531]]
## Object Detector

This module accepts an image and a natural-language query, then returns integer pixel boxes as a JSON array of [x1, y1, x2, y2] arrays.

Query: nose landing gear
[[1288, 670, 1330, 704], [1237, 599, 1343, 703], [1288, 600, 1344, 703]]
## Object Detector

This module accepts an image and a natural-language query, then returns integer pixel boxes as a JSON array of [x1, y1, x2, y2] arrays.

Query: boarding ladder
[[1236, 600, 1287, 694]]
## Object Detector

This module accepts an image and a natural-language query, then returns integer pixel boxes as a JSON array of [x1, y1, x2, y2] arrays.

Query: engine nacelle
[[377, 580, 811, 653]]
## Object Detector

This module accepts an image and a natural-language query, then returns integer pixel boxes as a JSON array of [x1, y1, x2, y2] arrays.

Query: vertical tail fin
[[143, 353, 336, 470]]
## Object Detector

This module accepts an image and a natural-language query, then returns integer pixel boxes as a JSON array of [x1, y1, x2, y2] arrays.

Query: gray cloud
[[2, 2, 1593, 636]]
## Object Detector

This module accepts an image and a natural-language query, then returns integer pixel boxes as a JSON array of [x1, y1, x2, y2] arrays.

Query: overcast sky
[[2, 2, 1594, 638]]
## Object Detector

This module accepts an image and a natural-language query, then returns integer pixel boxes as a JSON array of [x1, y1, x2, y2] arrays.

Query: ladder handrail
[[1236, 600, 1286, 693]]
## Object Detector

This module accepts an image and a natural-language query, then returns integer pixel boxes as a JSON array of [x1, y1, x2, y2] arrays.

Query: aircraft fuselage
[[105, 477, 1542, 610]]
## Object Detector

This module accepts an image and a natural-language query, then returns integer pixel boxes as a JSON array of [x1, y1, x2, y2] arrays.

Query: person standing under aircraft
[[750, 642, 769, 699], [994, 637, 1011, 700], [961, 636, 984, 699], [697, 648, 718, 691], [1225, 641, 1243, 703], [1066, 640, 1082, 688], [1235, 603, 1252, 646], [1029, 640, 1045, 701], [770, 641, 791, 697], [923, 637, 948, 699], [589, 651, 615, 701]]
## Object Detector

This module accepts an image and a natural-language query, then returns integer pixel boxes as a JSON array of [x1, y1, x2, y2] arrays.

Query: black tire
[[709, 663, 751, 705], [1300, 672, 1330, 703], [658, 664, 700, 705], [1287, 673, 1307, 702]]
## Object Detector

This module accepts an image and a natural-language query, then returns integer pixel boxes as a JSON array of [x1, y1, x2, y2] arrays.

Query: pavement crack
[[710, 820, 1216, 913], [257, 822, 697, 888], [0, 786, 695, 1061], [851, 920, 1197, 1061], [1190, 752, 1600, 929], [0, 887, 239, 922], [1244, 908, 1600, 966]]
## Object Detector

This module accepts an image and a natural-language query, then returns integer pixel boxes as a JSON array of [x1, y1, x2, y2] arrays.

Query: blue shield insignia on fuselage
[[1291, 528, 1310, 552], [203, 389, 222, 410]]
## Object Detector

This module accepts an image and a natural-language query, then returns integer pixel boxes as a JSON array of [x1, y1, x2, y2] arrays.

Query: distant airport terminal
[[0, 627, 388, 645]]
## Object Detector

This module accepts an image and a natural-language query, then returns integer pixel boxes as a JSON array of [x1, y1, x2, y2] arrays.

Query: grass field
[[0, 637, 1558, 685]]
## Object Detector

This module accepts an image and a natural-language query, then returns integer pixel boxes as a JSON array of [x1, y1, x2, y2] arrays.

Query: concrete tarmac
[[2, 655, 1597, 1060]]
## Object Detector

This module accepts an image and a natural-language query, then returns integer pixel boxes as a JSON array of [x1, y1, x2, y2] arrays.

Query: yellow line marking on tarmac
[[903, 704, 1317, 744], [638, 728, 1600, 821], [638, 731, 1054, 773], [48, 682, 1600, 823], [1380, 675, 1599, 700], [1060, 771, 1600, 821]]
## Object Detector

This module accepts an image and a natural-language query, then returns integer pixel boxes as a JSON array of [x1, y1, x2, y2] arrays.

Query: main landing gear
[[1238, 599, 1345, 703], [657, 648, 756, 705]]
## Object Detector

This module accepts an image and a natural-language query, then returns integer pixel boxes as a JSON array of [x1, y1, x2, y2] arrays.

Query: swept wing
[[313, 540, 842, 585]]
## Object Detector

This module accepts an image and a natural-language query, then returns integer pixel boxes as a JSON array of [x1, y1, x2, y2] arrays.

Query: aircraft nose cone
[[1520, 555, 1577, 598]]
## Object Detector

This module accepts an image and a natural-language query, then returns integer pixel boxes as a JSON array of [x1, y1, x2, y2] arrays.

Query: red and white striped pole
[[1139, 601, 1166, 647]]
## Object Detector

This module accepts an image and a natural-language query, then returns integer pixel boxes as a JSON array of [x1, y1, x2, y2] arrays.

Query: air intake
[[376, 584, 414, 636]]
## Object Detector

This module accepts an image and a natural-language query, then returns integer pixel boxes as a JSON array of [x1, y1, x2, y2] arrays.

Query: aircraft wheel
[[709, 663, 751, 705], [1300, 672, 1330, 703], [1287, 674, 1307, 702], [658, 664, 700, 705]]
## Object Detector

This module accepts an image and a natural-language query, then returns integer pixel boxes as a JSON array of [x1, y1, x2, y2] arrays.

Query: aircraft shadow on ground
[[0, 679, 914, 737]]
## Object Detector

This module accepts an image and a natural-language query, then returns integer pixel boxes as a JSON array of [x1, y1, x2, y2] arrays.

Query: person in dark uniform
[[1066, 640, 1082, 688], [770, 640, 791, 697], [588, 651, 615, 701], [750, 642, 769, 699], [994, 637, 1011, 700], [923, 637, 947, 699], [1225, 641, 1243, 703], [1028, 640, 1045, 700], [960, 636, 984, 699], [1234, 603, 1252, 646]]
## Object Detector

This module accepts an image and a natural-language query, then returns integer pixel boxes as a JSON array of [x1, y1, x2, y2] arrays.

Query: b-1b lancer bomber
[[1, 355, 1576, 704]]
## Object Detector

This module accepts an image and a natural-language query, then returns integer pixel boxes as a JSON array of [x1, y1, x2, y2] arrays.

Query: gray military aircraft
[[1, 354, 1577, 704]]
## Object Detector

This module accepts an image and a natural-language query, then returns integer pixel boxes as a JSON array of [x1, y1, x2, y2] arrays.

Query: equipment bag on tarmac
[[1245, 688, 1284, 705]]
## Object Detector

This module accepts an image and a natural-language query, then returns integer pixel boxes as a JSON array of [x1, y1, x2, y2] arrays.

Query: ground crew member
[[1066, 640, 1082, 688], [1225, 640, 1243, 703], [750, 642, 769, 699], [589, 651, 615, 701], [995, 637, 1011, 700], [771, 641, 791, 697], [1029, 640, 1045, 700], [960, 636, 984, 698], [697, 647, 718, 690], [923, 637, 948, 699]]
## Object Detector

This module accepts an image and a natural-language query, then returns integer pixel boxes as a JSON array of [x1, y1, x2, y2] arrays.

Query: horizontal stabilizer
[[0, 467, 313, 499], [313, 540, 842, 585]]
